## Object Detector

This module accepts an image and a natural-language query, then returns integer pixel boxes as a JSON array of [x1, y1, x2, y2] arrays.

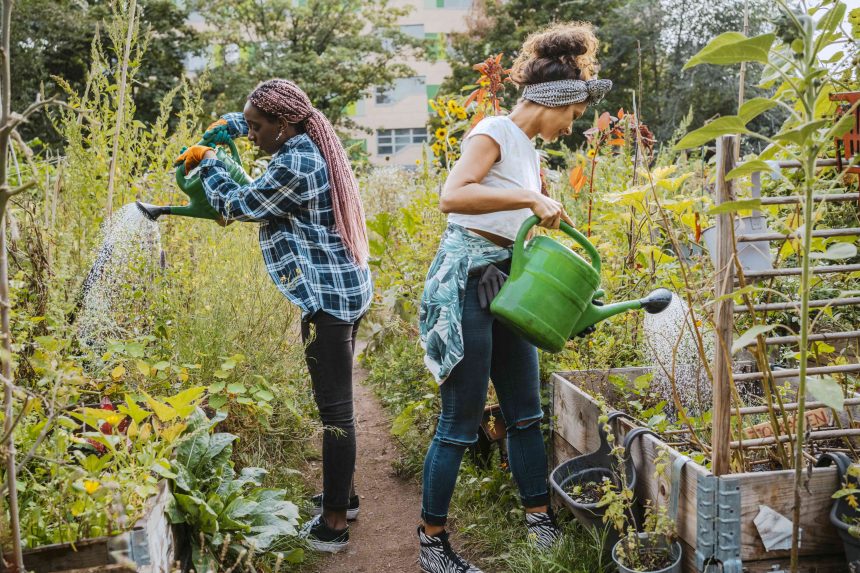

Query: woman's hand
[[174, 145, 217, 174], [530, 194, 574, 229], [203, 118, 231, 144]]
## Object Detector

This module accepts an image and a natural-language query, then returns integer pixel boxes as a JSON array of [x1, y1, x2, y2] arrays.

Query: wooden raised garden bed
[[5, 481, 176, 573], [551, 368, 847, 573]]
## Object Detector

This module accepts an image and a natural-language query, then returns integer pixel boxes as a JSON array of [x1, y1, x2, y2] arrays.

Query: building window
[[400, 24, 425, 39], [378, 128, 429, 155], [429, 0, 472, 8], [375, 76, 426, 106], [376, 86, 394, 105]]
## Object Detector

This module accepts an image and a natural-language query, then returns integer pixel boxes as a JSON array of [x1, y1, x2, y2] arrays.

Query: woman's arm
[[198, 153, 307, 222], [221, 112, 249, 138], [440, 134, 573, 228]]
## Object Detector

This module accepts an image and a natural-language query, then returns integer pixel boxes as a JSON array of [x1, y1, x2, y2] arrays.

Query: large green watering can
[[490, 216, 672, 352], [136, 138, 252, 222]]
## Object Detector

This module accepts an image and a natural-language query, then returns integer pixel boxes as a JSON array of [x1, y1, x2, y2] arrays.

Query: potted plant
[[551, 412, 659, 551], [818, 452, 860, 569], [600, 446, 682, 573]]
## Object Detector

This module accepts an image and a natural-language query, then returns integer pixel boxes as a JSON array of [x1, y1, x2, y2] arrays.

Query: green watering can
[[136, 138, 252, 222], [490, 216, 673, 352]]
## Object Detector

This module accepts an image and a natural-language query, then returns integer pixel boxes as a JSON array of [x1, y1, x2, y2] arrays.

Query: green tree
[[188, 0, 424, 128], [11, 0, 201, 147], [442, 0, 772, 143]]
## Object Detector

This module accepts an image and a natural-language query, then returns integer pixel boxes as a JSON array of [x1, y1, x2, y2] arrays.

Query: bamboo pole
[[734, 363, 860, 382], [0, 0, 24, 566], [731, 429, 860, 449], [741, 330, 860, 348], [739, 263, 860, 279], [105, 0, 137, 217], [738, 397, 860, 415], [712, 136, 736, 476]]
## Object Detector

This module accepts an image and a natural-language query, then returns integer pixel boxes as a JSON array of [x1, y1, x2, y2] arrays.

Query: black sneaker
[[309, 493, 360, 521], [418, 526, 483, 573], [525, 510, 561, 550], [300, 514, 349, 553]]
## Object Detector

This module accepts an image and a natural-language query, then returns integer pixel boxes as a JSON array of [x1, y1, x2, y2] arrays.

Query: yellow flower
[[83, 480, 101, 495], [431, 142, 442, 155], [456, 110, 467, 120], [446, 100, 458, 113], [587, 149, 596, 158], [435, 127, 448, 140], [448, 136, 457, 146], [415, 159, 421, 165]]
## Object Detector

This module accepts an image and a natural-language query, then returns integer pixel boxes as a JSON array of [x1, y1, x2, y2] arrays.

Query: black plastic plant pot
[[817, 452, 860, 569], [550, 412, 658, 540], [611, 532, 682, 573]]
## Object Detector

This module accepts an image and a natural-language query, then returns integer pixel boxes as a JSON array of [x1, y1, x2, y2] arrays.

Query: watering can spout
[[135, 201, 171, 222], [640, 288, 673, 314], [569, 288, 674, 338]]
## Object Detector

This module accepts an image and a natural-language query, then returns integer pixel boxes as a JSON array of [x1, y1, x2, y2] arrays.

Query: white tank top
[[447, 115, 541, 241]]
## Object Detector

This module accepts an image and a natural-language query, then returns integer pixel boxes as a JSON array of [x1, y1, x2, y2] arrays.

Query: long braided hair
[[248, 79, 369, 267]]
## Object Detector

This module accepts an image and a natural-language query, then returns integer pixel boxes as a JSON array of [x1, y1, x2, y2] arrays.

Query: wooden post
[[712, 136, 736, 476]]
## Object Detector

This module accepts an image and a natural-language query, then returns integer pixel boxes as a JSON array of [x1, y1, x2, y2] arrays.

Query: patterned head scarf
[[521, 79, 613, 108]]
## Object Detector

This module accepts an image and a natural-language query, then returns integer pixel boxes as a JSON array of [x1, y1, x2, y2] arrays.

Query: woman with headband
[[175, 79, 372, 553], [417, 23, 611, 572]]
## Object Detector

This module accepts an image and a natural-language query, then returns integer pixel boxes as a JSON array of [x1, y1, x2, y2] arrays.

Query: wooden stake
[[712, 136, 736, 476]]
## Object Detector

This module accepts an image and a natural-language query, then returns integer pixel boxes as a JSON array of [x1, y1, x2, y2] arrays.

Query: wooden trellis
[[710, 131, 860, 473]]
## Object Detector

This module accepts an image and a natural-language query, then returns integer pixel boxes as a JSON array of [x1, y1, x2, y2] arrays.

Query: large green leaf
[[816, 2, 846, 33], [684, 32, 775, 69], [807, 376, 844, 410], [674, 116, 750, 150], [731, 325, 776, 354], [174, 493, 220, 534], [774, 119, 829, 146], [809, 242, 857, 260], [708, 198, 762, 215], [726, 160, 774, 181], [738, 98, 778, 123]]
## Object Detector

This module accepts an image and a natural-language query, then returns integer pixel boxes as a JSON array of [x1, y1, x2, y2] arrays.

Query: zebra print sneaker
[[418, 526, 484, 573], [525, 510, 562, 550]]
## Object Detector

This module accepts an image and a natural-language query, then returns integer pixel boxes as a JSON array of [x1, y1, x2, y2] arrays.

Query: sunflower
[[587, 149, 596, 158], [446, 99, 458, 113], [448, 136, 458, 146], [435, 127, 448, 140]]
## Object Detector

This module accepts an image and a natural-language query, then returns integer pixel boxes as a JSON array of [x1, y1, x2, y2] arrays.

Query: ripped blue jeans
[[421, 273, 549, 526]]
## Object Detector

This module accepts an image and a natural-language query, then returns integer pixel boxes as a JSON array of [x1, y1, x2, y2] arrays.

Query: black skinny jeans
[[301, 310, 362, 512]]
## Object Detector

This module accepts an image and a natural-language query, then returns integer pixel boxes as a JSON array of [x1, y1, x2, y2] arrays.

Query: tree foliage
[[443, 0, 774, 143], [11, 0, 201, 147], [188, 0, 424, 128]]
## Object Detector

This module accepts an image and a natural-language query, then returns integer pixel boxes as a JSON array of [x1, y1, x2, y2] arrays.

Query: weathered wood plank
[[551, 370, 845, 568], [727, 468, 841, 560]]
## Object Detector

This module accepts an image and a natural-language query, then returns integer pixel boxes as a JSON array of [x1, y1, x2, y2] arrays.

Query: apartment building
[[348, 0, 474, 166]]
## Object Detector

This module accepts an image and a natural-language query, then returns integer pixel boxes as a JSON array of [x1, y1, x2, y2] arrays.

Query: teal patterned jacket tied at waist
[[419, 223, 512, 383]]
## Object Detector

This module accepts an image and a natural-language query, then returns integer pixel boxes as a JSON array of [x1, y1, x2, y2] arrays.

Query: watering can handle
[[512, 215, 602, 277], [196, 138, 242, 165], [175, 138, 243, 188]]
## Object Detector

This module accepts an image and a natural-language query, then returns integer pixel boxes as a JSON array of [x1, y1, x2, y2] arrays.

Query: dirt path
[[310, 346, 422, 572]]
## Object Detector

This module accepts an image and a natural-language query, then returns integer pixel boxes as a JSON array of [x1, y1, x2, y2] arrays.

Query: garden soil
[[309, 343, 422, 572]]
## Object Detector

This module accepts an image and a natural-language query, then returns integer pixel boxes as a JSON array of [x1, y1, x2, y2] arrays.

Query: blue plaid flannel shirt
[[197, 113, 372, 323]]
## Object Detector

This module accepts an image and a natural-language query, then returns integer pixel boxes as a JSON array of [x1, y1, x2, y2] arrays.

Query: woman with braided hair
[[176, 78, 371, 553], [416, 23, 612, 572]]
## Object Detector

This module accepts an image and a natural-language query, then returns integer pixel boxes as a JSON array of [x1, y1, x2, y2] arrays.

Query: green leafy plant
[[163, 408, 303, 570]]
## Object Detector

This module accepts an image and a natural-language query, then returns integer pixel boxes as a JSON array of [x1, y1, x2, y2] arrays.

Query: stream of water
[[76, 203, 162, 347], [643, 293, 713, 419]]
